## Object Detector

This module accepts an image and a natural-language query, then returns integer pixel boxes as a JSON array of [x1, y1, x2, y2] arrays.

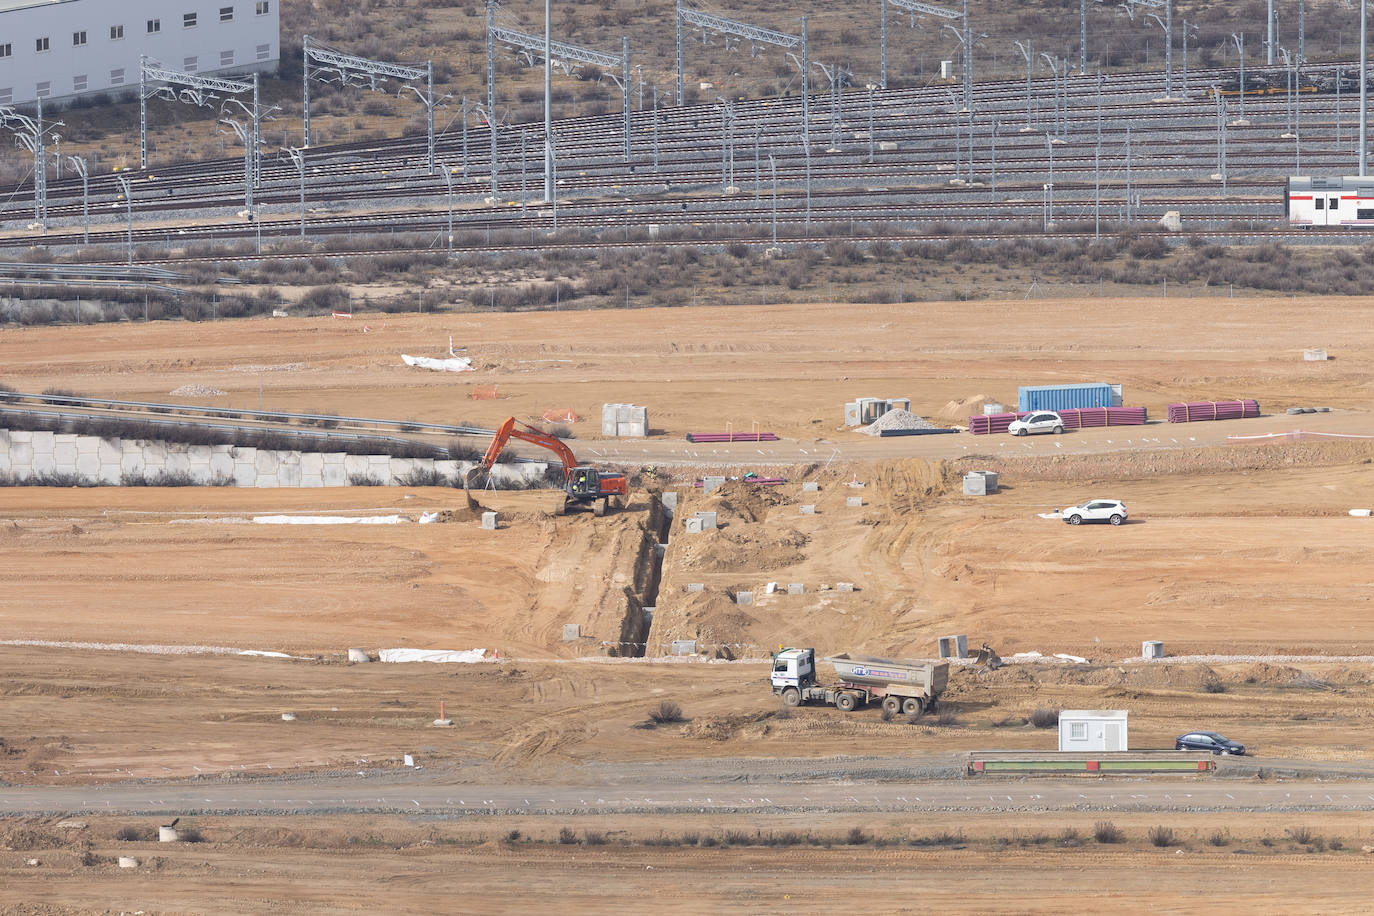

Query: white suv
[[1061, 499, 1128, 526], [1007, 411, 1064, 436]]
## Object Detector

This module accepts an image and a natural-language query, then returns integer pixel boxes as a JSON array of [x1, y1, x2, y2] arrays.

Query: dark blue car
[[1176, 731, 1246, 755]]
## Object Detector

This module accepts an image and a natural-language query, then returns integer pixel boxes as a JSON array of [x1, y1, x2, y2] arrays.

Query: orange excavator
[[466, 416, 628, 516]]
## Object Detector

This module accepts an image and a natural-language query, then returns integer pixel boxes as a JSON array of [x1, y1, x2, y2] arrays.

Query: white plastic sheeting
[[401, 336, 474, 372], [252, 515, 408, 525], [401, 354, 473, 372], [378, 648, 487, 663]]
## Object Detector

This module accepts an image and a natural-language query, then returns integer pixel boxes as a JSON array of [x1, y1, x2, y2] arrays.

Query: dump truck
[[770, 647, 949, 715]]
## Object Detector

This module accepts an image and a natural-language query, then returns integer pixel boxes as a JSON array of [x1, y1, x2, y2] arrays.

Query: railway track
[[0, 61, 1365, 261]]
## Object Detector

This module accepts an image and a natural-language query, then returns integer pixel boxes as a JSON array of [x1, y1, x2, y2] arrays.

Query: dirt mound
[[1238, 662, 1305, 684], [434, 505, 489, 523], [704, 480, 790, 524], [680, 712, 773, 741], [677, 525, 810, 573], [936, 394, 998, 422]]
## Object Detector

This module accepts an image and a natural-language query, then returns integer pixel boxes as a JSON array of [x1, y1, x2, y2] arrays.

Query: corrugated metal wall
[[1018, 383, 1116, 412]]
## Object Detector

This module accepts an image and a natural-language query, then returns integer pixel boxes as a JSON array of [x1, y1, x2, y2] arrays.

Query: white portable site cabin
[[1058, 710, 1128, 752]]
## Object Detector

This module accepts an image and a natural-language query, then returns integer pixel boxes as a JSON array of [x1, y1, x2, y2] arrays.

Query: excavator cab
[[567, 467, 603, 500]]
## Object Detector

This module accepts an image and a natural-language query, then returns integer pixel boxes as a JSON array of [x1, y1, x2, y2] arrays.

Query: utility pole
[[282, 146, 307, 238], [115, 175, 133, 266], [66, 155, 89, 244]]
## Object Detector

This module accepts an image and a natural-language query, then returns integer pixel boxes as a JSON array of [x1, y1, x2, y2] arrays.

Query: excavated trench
[[612, 493, 671, 658]]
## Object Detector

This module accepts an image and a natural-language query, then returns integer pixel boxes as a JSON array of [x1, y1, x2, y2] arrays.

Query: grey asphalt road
[[584, 410, 1372, 468], [5, 776, 1374, 817]]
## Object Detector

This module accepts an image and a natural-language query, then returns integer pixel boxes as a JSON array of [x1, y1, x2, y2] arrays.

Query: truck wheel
[[882, 696, 901, 715], [835, 692, 857, 712], [902, 698, 923, 716], [782, 688, 801, 707]]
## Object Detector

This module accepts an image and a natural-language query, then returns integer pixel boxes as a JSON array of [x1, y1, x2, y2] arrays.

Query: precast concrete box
[[937, 635, 968, 659], [701, 475, 726, 495], [562, 624, 582, 641], [1142, 640, 1165, 659], [602, 403, 649, 437], [735, 591, 753, 606], [693, 511, 718, 530], [671, 639, 698, 656], [1058, 710, 1129, 752]]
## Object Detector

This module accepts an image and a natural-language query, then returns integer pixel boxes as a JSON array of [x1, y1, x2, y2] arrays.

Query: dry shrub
[[1148, 825, 1176, 848], [1093, 821, 1125, 844], [648, 701, 683, 724], [1029, 708, 1059, 728]]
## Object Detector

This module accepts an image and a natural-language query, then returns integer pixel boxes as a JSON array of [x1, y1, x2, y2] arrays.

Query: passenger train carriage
[[1286, 177, 1374, 227]]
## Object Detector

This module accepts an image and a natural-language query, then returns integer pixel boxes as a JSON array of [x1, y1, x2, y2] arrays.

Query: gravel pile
[[170, 384, 227, 397], [858, 408, 941, 436]]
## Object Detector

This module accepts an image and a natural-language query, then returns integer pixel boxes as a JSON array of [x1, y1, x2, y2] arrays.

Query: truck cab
[[771, 648, 816, 690]]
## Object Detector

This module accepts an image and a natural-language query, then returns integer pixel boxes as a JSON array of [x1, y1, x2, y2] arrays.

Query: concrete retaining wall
[[0, 430, 546, 488]]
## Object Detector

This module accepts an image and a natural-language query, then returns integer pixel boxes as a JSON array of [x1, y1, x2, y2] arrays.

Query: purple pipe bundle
[[685, 432, 780, 443], [1167, 400, 1259, 423], [968, 407, 1147, 436]]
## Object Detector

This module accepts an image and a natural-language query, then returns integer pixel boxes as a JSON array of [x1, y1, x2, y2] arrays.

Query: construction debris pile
[[169, 384, 227, 397]]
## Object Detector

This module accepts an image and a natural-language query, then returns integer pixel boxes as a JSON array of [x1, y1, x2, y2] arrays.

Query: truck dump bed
[[826, 654, 949, 693]]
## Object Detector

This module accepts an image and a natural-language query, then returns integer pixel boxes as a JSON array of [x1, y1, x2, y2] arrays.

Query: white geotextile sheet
[[252, 515, 407, 525], [379, 648, 487, 663], [401, 354, 473, 372]]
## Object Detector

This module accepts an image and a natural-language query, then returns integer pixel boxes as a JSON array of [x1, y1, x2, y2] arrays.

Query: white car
[[1061, 499, 1128, 526], [1007, 411, 1065, 436]]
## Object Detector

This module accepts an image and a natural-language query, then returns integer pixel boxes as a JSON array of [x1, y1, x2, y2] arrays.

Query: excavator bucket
[[973, 644, 1003, 670]]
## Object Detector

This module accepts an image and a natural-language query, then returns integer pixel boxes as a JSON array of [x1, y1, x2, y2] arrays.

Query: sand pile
[[170, 384, 227, 397], [858, 409, 941, 436], [936, 394, 998, 421]]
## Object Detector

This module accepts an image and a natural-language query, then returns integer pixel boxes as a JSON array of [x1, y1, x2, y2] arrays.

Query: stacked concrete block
[[75, 436, 100, 478], [300, 452, 324, 488], [388, 457, 413, 482], [322, 453, 348, 487], [253, 447, 279, 488], [603, 403, 649, 437], [366, 455, 390, 483], [787, 583, 804, 595], [735, 591, 754, 605], [481, 512, 498, 530], [30, 431, 55, 474], [53, 434, 78, 473], [277, 451, 303, 488]]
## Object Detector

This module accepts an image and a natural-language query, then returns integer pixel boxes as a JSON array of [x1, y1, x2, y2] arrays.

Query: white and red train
[[1286, 176, 1374, 227]]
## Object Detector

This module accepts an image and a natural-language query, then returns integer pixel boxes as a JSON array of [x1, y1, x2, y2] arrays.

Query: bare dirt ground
[[5, 295, 1374, 909]]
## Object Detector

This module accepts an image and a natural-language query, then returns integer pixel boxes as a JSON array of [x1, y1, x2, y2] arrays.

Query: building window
[[35, 37, 50, 52], [110, 67, 125, 86], [73, 30, 87, 46], [184, 56, 198, 72], [1070, 722, 1087, 740], [184, 12, 198, 28], [35, 81, 50, 98], [110, 24, 124, 40], [0, 88, 11, 105], [256, 42, 271, 61], [73, 74, 88, 92], [0, 44, 10, 58], [147, 19, 161, 33], [221, 6, 234, 21], [220, 49, 235, 67], [1360, 209, 1374, 221], [256, 1, 270, 14]]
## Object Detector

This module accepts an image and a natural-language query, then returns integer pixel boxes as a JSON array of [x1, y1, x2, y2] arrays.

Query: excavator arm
[[477, 416, 578, 479]]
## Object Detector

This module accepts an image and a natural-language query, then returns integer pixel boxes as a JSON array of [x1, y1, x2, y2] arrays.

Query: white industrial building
[[1058, 710, 1129, 752], [0, 0, 280, 108]]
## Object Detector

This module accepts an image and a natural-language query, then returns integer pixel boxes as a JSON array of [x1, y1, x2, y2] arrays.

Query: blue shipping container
[[1018, 383, 1116, 412]]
